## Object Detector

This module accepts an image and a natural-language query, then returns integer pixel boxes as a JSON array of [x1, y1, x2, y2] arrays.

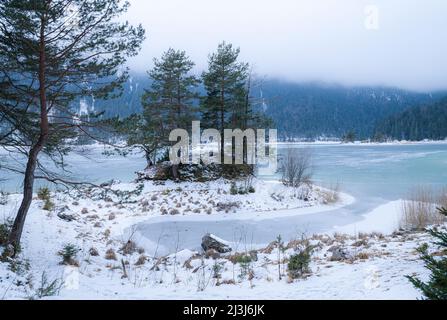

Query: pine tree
[[128, 48, 200, 164], [144, 49, 200, 131], [201, 42, 249, 161], [407, 207, 447, 300], [110, 112, 162, 167], [0, 0, 145, 254], [342, 130, 356, 143]]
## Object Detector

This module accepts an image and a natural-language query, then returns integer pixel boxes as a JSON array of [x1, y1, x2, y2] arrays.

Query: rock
[[100, 180, 117, 188], [329, 246, 352, 261], [136, 162, 172, 181], [201, 234, 232, 254], [216, 202, 240, 212], [57, 213, 77, 222], [56, 205, 70, 213]]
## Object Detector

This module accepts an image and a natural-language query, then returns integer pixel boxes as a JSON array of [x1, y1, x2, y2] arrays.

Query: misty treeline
[[0, 0, 145, 253], [109, 43, 272, 166], [373, 97, 447, 142], [95, 77, 447, 142], [261, 82, 446, 141]]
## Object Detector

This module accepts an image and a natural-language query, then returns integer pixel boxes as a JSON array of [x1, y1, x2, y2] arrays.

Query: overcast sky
[[125, 0, 447, 92]]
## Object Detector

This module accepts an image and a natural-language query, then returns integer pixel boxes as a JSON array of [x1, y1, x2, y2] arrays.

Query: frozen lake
[[2, 143, 447, 253], [136, 143, 447, 253]]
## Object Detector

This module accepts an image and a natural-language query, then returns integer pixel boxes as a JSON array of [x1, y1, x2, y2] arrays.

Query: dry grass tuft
[[135, 255, 147, 266], [320, 183, 341, 205], [356, 252, 370, 260], [105, 248, 117, 260], [400, 186, 446, 230]]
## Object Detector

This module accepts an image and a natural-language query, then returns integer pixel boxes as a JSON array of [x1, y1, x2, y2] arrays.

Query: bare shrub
[[120, 240, 138, 255], [280, 147, 313, 189], [400, 186, 446, 230], [356, 252, 370, 260], [135, 255, 147, 266], [320, 183, 340, 204], [438, 187, 447, 209]]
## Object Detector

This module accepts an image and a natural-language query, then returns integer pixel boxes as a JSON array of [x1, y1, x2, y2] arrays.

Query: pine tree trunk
[[7, 15, 48, 255], [7, 143, 43, 251], [144, 149, 153, 169], [172, 164, 179, 182], [220, 84, 225, 164]]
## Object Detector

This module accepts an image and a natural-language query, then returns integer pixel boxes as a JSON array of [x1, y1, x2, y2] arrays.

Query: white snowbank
[[334, 200, 404, 235]]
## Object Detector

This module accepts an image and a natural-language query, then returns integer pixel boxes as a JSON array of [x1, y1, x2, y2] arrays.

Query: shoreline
[[277, 140, 447, 146], [0, 180, 433, 300], [333, 200, 404, 235], [131, 191, 356, 225]]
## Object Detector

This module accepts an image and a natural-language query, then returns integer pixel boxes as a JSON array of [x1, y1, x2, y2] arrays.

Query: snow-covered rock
[[329, 246, 353, 261], [201, 234, 232, 253]]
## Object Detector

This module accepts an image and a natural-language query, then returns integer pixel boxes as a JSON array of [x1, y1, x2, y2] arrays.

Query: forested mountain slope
[[374, 97, 447, 141], [72, 74, 445, 140], [259, 80, 444, 140]]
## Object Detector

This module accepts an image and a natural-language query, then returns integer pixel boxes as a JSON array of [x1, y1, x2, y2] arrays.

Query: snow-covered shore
[[277, 139, 447, 146], [0, 179, 436, 300], [334, 201, 404, 235]]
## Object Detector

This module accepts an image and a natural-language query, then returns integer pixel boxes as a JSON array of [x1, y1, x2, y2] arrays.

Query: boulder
[[137, 162, 172, 181], [201, 234, 232, 254], [56, 207, 77, 222], [328, 246, 352, 261], [57, 213, 77, 222], [100, 180, 118, 188]]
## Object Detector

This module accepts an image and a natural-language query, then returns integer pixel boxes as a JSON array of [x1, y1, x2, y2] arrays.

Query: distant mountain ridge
[[73, 73, 446, 140], [72, 73, 148, 119], [259, 80, 445, 140]]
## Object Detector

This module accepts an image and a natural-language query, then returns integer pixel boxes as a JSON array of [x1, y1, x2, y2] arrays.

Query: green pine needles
[[407, 207, 447, 300]]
